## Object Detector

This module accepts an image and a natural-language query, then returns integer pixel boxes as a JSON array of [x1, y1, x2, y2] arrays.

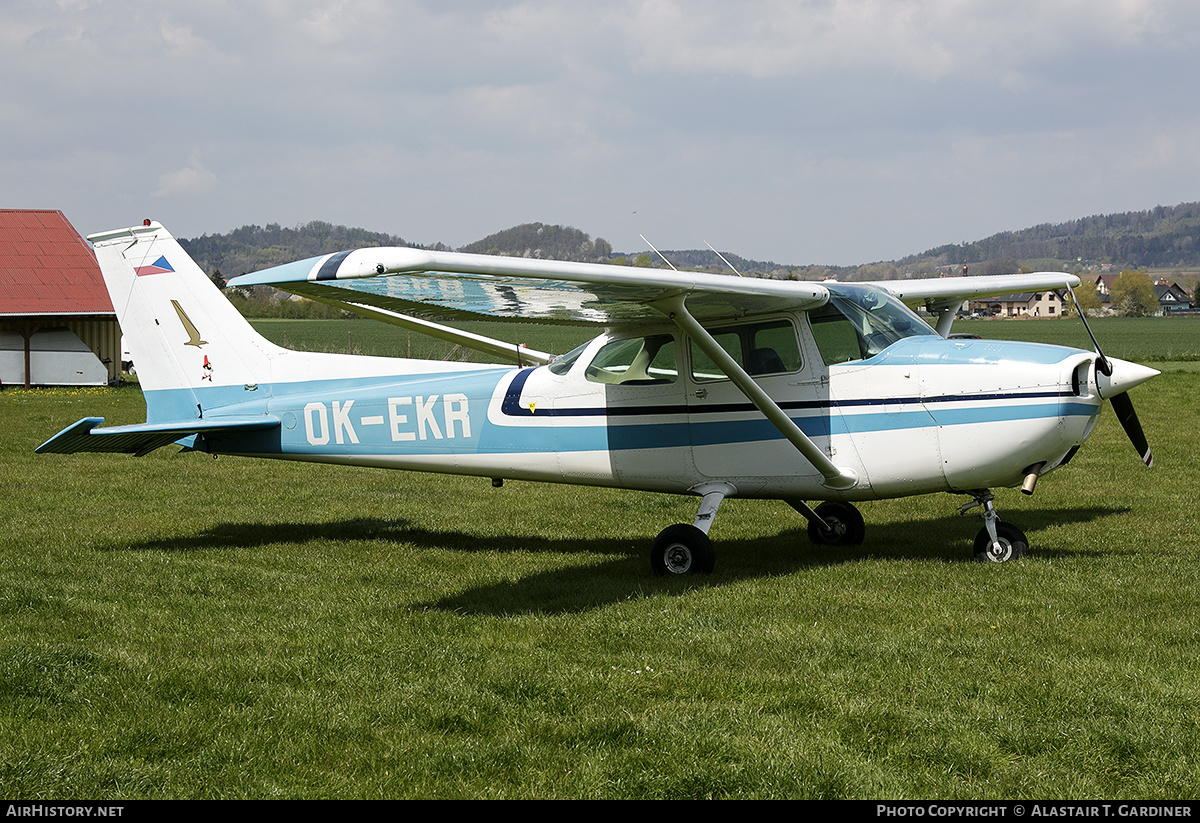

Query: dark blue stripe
[[316, 250, 354, 281], [501, 373, 1076, 420], [501, 368, 538, 416]]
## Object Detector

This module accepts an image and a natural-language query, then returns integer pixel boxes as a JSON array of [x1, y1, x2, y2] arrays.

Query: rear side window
[[584, 335, 678, 385], [547, 341, 590, 375]]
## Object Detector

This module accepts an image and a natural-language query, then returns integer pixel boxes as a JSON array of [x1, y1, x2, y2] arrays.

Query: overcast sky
[[4, 0, 1199, 266]]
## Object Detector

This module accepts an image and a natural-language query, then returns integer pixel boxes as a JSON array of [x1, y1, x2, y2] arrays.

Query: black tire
[[973, 521, 1029, 562], [651, 524, 715, 576], [807, 501, 866, 546]]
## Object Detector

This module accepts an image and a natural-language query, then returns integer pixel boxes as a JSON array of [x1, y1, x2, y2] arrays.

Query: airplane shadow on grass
[[102, 504, 1128, 616]]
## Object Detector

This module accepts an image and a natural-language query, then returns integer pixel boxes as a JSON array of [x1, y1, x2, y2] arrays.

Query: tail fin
[[89, 221, 281, 422]]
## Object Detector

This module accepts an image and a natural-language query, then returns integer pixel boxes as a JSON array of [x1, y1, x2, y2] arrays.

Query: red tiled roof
[[0, 210, 114, 316]]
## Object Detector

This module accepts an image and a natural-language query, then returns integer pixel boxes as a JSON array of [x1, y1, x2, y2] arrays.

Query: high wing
[[228, 248, 1079, 330], [872, 272, 1082, 314], [863, 271, 1082, 336], [226, 247, 832, 326]]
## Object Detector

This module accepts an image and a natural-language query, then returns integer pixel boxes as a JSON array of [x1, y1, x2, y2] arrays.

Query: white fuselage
[[177, 312, 1103, 504]]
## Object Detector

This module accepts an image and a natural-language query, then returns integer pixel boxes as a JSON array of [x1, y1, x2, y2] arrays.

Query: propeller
[[1090, 352, 1159, 469], [1068, 286, 1158, 467], [1109, 390, 1154, 467]]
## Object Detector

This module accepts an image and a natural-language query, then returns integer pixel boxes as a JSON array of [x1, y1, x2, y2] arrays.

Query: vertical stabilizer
[[89, 221, 281, 421]]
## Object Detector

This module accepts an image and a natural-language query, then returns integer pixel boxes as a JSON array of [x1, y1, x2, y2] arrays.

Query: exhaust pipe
[[1021, 462, 1046, 496]]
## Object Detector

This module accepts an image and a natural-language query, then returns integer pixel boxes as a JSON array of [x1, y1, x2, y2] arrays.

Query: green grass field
[[2, 317, 1198, 798]]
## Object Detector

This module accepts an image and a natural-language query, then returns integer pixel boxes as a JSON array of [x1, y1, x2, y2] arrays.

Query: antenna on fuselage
[[705, 241, 743, 276], [639, 235, 678, 271]]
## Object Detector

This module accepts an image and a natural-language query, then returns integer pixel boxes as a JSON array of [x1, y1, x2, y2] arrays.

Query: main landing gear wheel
[[973, 521, 1029, 563], [807, 501, 866, 547], [651, 524, 715, 577]]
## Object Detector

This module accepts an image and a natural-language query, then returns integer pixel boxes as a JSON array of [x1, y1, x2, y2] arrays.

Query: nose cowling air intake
[[1095, 356, 1159, 468]]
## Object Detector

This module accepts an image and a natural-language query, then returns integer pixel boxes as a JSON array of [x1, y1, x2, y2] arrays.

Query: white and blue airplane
[[38, 221, 1158, 574]]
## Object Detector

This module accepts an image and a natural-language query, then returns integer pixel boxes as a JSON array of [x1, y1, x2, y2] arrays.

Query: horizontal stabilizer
[[36, 416, 280, 457]]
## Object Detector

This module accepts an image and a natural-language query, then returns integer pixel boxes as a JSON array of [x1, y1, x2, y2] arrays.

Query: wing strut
[[653, 294, 858, 491], [934, 308, 956, 338], [299, 293, 554, 365]]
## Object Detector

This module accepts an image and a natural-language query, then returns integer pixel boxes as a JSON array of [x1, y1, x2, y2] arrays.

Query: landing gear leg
[[961, 491, 1029, 563], [650, 483, 733, 576]]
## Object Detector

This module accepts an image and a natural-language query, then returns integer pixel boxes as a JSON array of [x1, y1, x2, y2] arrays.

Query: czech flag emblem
[[135, 255, 175, 276]]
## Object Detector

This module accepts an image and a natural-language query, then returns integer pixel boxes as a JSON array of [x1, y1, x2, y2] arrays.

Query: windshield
[[809, 283, 936, 365]]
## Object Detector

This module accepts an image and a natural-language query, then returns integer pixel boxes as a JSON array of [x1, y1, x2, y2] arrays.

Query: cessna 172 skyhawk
[[38, 221, 1158, 575]]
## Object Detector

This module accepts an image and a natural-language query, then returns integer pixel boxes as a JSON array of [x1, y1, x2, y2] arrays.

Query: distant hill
[[898, 202, 1200, 274], [459, 223, 613, 263], [178, 219, 828, 280], [178, 202, 1200, 285], [457, 224, 821, 276]]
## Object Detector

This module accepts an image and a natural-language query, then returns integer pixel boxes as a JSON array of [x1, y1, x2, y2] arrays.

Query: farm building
[[970, 290, 1067, 318], [1084, 274, 1196, 316], [1153, 280, 1193, 314], [1091, 273, 1120, 299], [0, 209, 119, 388]]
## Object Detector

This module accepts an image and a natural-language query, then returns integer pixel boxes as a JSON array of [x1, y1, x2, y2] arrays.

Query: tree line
[[901, 202, 1200, 270]]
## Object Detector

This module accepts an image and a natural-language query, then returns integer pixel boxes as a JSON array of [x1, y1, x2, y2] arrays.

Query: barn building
[[0, 209, 120, 388]]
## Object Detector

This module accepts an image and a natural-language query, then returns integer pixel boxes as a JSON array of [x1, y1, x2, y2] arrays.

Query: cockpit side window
[[690, 328, 743, 382], [748, 321, 803, 374], [809, 304, 861, 365], [689, 319, 802, 382]]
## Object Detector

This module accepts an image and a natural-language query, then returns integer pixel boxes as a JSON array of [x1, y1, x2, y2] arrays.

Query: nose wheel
[[962, 492, 1029, 563], [972, 521, 1028, 562]]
